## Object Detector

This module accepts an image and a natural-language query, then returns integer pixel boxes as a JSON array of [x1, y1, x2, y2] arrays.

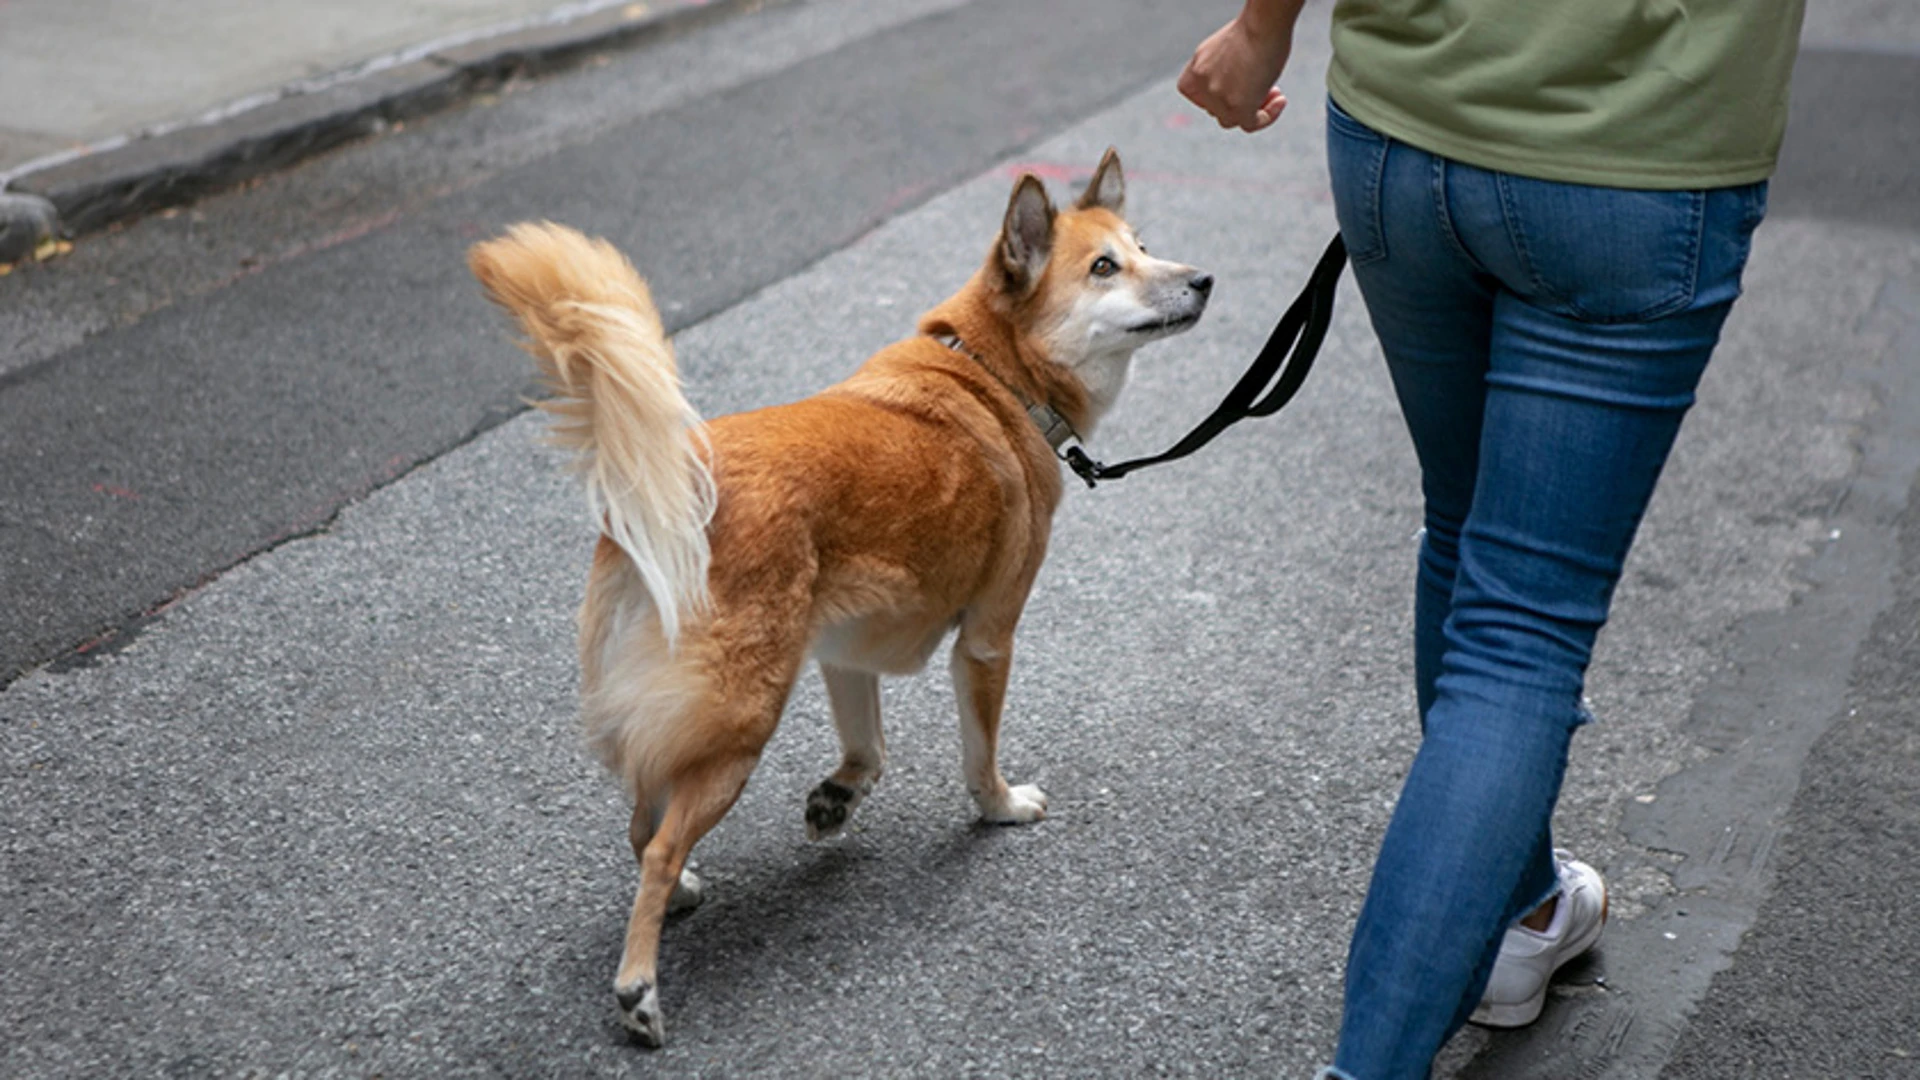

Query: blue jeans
[[1316, 100, 1767, 1080]]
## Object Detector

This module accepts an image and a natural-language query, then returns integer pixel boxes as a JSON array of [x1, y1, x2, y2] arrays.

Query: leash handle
[[1065, 233, 1348, 488]]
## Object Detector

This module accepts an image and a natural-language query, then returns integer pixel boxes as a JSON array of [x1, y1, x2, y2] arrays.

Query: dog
[[468, 148, 1209, 1046]]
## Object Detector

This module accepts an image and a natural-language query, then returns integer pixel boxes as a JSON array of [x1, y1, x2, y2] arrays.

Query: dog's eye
[[1091, 256, 1119, 278]]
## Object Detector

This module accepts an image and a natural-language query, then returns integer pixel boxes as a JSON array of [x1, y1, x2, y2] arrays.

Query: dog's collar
[[930, 332, 1082, 454]]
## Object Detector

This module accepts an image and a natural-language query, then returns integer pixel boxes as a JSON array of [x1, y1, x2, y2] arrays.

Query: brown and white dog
[[468, 149, 1209, 1046]]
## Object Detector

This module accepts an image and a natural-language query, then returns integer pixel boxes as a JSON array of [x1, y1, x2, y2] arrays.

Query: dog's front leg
[[807, 664, 887, 839], [950, 637, 1047, 823]]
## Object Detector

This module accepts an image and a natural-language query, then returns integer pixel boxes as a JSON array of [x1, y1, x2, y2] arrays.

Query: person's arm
[[1177, 0, 1309, 133]]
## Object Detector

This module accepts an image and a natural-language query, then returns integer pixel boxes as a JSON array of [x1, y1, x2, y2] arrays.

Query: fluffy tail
[[469, 222, 716, 646]]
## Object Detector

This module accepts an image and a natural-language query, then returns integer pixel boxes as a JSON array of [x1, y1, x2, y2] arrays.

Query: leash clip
[[1061, 445, 1106, 489]]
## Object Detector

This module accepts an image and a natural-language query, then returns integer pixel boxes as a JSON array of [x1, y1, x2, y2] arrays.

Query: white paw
[[616, 981, 665, 1048], [979, 783, 1048, 824], [667, 868, 703, 914]]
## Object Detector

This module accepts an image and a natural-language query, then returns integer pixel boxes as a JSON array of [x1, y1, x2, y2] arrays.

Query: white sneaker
[[1469, 850, 1608, 1028]]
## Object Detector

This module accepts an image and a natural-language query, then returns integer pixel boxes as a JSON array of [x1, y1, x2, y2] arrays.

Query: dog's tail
[[469, 222, 716, 646]]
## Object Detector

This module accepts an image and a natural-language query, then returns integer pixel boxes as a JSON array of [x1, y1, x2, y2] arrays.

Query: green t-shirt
[[1327, 0, 1808, 189]]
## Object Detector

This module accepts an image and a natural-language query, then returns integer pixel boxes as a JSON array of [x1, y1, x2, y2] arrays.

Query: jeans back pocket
[[1494, 175, 1706, 324], [1326, 98, 1390, 267]]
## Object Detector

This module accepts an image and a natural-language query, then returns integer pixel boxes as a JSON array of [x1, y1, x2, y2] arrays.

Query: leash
[[1061, 232, 1348, 488]]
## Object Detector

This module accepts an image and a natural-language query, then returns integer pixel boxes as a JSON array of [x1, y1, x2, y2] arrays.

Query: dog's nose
[[1189, 273, 1214, 296]]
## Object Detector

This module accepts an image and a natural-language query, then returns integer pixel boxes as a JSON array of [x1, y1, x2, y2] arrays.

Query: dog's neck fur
[[920, 276, 1123, 440]]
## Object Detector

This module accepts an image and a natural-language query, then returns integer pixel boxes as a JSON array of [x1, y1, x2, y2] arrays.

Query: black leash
[[1061, 233, 1348, 488]]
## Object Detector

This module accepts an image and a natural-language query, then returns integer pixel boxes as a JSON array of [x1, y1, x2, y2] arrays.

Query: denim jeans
[[1316, 99, 1767, 1080]]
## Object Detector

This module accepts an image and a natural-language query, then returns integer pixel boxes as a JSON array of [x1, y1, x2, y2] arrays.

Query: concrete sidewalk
[[0, 0, 768, 257], [0, 0, 626, 172]]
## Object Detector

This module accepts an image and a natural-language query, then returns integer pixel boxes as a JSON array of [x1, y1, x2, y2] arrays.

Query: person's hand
[[1177, 11, 1294, 133]]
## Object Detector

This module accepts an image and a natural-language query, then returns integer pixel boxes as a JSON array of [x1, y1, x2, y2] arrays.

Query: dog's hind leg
[[628, 802, 705, 915], [950, 633, 1047, 824], [806, 664, 886, 840], [614, 752, 759, 1048]]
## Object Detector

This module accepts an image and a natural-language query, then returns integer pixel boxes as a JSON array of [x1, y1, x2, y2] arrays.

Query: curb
[[0, 0, 777, 243], [0, 191, 59, 264]]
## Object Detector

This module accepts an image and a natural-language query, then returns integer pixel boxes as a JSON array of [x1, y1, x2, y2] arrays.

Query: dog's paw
[[978, 783, 1048, 825], [805, 778, 862, 841], [616, 980, 666, 1048], [667, 868, 704, 915]]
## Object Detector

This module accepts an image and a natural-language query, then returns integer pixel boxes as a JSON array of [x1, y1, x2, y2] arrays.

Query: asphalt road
[[0, 0, 1244, 686], [3, 2, 1917, 1077]]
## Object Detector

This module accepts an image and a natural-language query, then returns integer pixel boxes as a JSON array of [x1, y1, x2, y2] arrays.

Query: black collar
[[930, 332, 1083, 455]]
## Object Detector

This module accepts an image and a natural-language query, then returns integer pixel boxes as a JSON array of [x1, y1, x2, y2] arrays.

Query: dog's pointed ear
[[998, 174, 1056, 293], [1075, 147, 1125, 214]]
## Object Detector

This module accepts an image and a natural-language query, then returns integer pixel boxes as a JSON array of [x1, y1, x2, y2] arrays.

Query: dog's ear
[[998, 174, 1056, 294], [1075, 147, 1125, 214]]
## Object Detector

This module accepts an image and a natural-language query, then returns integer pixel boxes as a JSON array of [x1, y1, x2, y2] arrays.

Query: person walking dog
[[1179, 1, 1806, 1076]]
